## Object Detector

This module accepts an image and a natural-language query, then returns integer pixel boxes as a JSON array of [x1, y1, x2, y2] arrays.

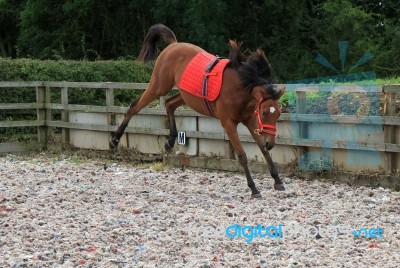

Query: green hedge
[[0, 58, 152, 82], [0, 58, 153, 106]]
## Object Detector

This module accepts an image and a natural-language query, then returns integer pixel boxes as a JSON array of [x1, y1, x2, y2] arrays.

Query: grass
[[150, 162, 170, 171], [376, 77, 400, 84]]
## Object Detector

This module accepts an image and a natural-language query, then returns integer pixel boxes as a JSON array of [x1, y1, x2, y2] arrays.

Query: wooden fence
[[0, 81, 399, 174]]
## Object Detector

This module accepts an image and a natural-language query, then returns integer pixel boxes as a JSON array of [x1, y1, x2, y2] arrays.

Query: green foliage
[[377, 77, 400, 84], [11, 0, 153, 59], [0, 0, 23, 57], [0, 58, 152, 105], [0, 0, 399, 80], [0, 58, 152, 82]]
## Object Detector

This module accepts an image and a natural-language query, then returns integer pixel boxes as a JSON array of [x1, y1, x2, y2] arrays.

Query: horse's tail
[[137, 24, 177, 62]]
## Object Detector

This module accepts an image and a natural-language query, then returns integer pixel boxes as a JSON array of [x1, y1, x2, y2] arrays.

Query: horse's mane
[[228, 40, 277, 96]]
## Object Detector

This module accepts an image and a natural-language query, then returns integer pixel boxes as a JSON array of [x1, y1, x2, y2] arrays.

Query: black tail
[[137, 24, 177, 62]]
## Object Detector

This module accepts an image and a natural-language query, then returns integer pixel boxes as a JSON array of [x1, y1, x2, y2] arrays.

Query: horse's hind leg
[[110, 57, 176, 149], [110, 89, 161, 149], [164, 93, 185, 152]]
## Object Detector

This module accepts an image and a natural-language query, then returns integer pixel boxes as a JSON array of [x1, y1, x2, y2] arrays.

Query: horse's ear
[[251, 86, 265, 100], [276, 87, 286, 99], [228, 40, 245, 69], [252, 85, 285, 100]]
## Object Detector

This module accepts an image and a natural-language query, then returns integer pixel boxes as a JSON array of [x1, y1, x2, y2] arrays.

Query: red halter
[[254, 97, 277, 136]]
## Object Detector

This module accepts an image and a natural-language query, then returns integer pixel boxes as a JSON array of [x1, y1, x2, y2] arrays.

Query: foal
[[110, 24, 285, 198]]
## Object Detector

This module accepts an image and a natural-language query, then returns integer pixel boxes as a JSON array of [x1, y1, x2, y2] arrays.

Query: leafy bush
[[0, 58, 153, 105], [0, 58, 152, 81]]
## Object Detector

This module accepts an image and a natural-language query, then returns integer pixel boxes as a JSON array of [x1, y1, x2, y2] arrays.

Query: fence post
[[105, 86, 115, 141], [383, 86, 398, 173], [61, 86, 70, 144], [45, 85, 52, 140], [159, 96, 165, 109], [36, 85, 47, 149], [296, 90, 308, 162]]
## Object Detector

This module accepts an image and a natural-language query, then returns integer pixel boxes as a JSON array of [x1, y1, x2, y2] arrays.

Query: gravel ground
[[0, 154, 399, 267]]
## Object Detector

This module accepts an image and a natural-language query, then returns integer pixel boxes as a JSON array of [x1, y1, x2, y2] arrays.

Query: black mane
[[228, 41, 277, 94]]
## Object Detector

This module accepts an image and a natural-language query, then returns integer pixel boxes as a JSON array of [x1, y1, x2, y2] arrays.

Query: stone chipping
[[0, 154, 399, 267]]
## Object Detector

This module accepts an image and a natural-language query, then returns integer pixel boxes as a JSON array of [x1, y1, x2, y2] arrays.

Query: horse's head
[[229, 41, 284, 150], [252, 85, 285, 151]]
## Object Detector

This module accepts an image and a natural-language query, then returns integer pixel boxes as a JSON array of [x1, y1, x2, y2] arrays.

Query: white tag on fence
[[177, 131, 186, 145]]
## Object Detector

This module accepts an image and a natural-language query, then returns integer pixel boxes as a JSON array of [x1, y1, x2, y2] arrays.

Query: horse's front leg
[[222, 120, 261, 198], [244, 121, 285, 191], [164, 93, 185, 151]]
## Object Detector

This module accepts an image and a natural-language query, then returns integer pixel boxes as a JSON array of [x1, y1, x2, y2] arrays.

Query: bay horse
[[110, 24, 285, 198]]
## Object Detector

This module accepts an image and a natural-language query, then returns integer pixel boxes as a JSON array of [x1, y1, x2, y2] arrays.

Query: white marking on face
[[270, 107, 276, 114]]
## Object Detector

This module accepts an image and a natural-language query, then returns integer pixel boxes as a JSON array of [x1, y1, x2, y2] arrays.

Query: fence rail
[[0, 81, 399, 173]]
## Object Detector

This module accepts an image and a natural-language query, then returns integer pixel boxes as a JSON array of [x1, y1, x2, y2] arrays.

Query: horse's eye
[[262, 111, 268, 117]]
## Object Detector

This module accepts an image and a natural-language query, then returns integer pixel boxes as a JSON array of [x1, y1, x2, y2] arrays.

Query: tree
[[0, 0, 26, 57], [0, 0, 398, 79], [352, 0, 400, 77], [17, 0, 155, 59]]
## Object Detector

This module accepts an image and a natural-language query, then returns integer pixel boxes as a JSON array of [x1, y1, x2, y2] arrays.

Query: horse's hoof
[[274, 184, 285, 191], [109, 139, 119, 150], [251, 193, 262, 199]]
